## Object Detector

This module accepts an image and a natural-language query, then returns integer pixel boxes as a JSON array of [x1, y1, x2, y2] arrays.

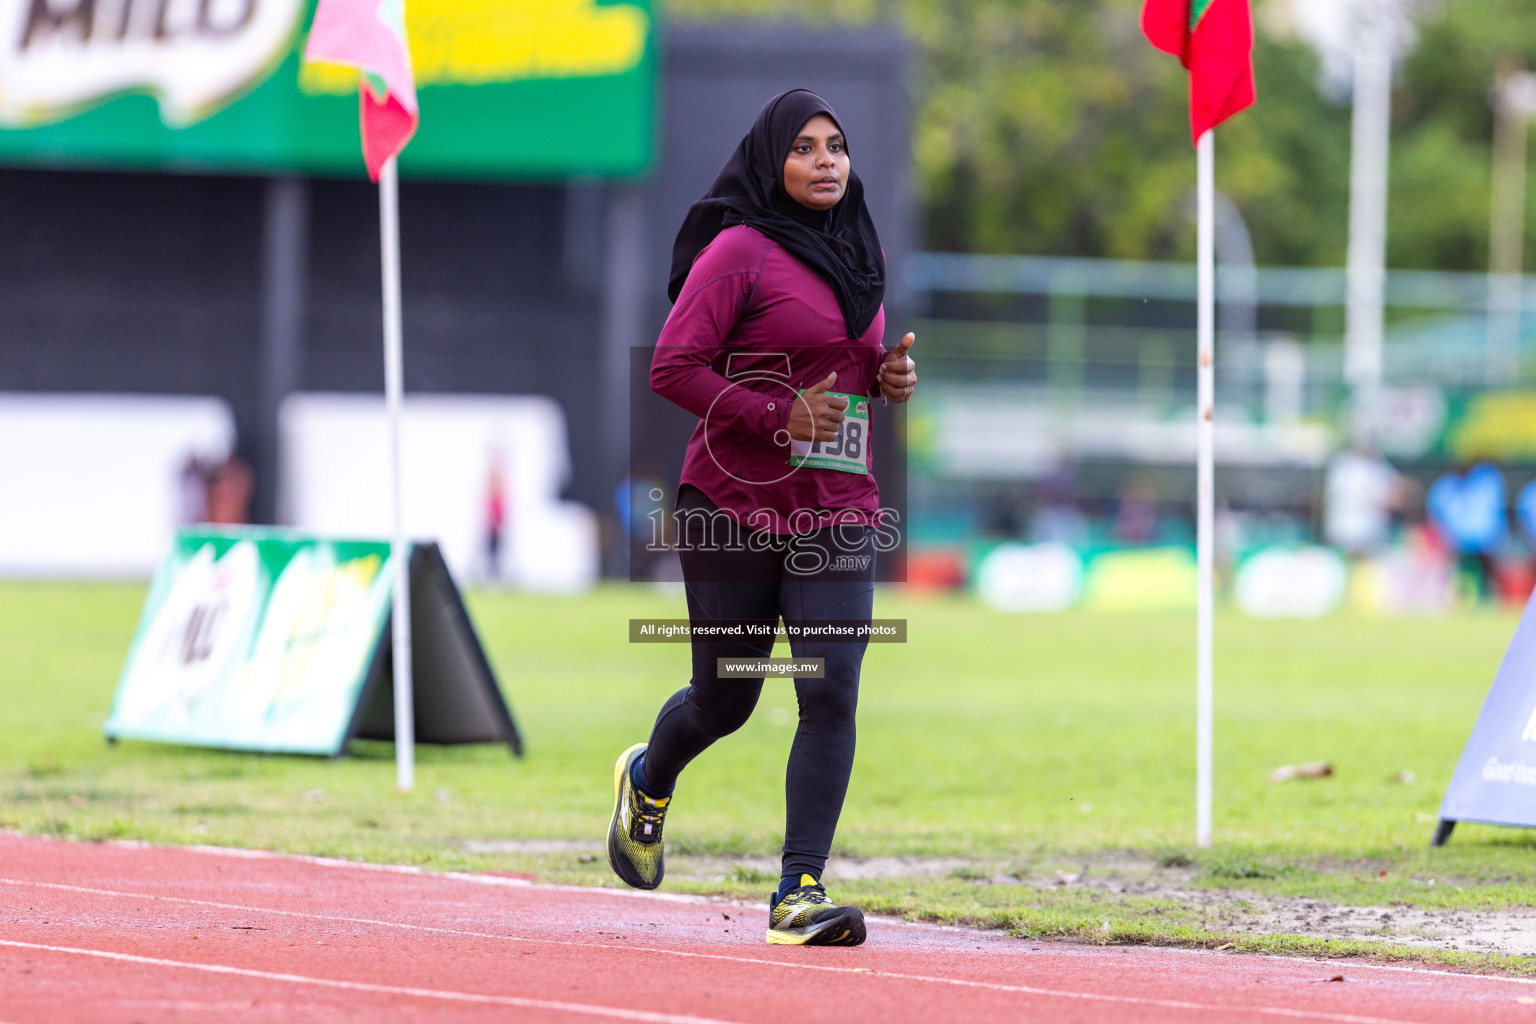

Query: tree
[[668, 0, 1536, 271]]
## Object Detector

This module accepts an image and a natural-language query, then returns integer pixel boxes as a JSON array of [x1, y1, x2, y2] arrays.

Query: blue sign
[[1434, 593, 1536, 844]]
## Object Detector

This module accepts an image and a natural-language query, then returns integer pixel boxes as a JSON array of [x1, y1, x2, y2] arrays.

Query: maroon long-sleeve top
[[650, 225, 887, 535]]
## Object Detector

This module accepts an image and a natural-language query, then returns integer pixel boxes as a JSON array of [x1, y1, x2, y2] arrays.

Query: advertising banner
[[1354, 388, 1536, 464], [0, 0, 655, 177], [104, 527, 520, 756], [1434, 590, 1536, 844]]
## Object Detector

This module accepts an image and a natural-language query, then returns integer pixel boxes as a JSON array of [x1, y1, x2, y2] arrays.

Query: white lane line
[[0, 878, 1439, 1024], [136, 840, 1536, 987], [48, 839, 1536, 982], [841, 972, 1433, 1024], [0, 938, 743, 1024], [105, 839, 712, 904]]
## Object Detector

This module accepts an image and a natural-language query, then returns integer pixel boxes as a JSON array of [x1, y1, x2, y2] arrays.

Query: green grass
[[662, 874, 1536, 977], [3, 581, 1535, 967]]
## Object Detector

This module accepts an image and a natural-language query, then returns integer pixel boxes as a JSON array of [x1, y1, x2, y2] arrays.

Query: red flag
[[1143, 0, 1255, 144], [303, 0, 419, 181]]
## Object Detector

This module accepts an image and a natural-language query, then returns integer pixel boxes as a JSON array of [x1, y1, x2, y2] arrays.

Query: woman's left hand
[[878, 332, 917, 403]]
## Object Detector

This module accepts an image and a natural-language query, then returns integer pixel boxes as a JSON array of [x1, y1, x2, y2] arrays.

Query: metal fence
[[899, 252, 1536, 542], [905, 252, 1536, 418]]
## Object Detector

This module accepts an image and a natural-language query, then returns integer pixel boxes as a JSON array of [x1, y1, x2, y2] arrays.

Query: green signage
[[105, 529, 396, 754], [0, 0, 656, 178]]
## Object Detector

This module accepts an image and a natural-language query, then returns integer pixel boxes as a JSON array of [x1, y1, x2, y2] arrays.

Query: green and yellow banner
[[0, 0, 655, 177], [105, 529, 396, 755]]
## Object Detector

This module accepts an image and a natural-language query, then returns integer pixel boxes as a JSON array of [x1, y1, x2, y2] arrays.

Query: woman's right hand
[[787, 372, 847, 442]]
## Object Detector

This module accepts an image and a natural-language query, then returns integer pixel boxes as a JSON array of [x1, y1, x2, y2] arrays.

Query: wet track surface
[[1, 835, 1533, 1023]]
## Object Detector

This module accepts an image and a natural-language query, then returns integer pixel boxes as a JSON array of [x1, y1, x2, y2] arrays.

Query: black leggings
[[643, 486, 876, 880]]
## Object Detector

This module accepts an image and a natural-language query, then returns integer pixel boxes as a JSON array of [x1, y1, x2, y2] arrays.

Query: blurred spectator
[[204, 457, 254, 525], [1500, 477, 1536, 607], [1215, 501, 1245, 566], [1367, 517, 1456, 616], [1113, 476, 1159, 545], [1323, 442, 1408, 557], [616, 469, 676, 581], [1028, 467, 1089, 548], [1427, 462, 1507, 600], [484, 454, 507, 581], [985, 485, 1030, 538], [178, 454, 213, 525], [1515, 478, 1536, 551], [617, 471, 671, 545]]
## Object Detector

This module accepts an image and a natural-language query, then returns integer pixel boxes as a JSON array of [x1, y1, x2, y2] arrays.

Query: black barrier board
[[347, 543, 522, 756]]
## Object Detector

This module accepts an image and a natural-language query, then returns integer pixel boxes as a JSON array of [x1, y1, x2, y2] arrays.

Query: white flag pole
[[1195, 129, 1215, 848], [1344, 0, 1392, 395], [379, 154, 415, 792]]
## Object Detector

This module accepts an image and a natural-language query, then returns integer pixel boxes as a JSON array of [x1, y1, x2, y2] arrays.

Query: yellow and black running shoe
[[765, 874, 867, 946], [606, 742, 670, 890]]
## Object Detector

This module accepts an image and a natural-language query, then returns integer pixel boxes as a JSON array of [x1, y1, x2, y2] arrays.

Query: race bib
[[788, 391, 870, 475]]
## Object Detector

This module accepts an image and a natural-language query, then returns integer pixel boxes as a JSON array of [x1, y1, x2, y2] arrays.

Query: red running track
[[0, 834, 1532, 1023]]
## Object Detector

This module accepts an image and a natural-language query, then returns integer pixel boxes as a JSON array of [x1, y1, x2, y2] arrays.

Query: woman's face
[[781, 114, 849, 212]]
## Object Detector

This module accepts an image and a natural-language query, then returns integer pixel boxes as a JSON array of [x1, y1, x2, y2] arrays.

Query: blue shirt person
[[1428, 463, 1507, 554], [1428, 462, 1507, 599]]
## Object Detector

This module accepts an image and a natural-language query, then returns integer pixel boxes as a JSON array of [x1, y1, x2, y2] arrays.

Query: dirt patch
[[718, 855, 1536, 957], [454, 842, 1536, 956], [1243, 895, 1536, 957], [1007, 860, 1536, 958]]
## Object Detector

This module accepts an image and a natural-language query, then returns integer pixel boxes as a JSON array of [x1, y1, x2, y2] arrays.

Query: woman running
[[607, 89, 917, 947]]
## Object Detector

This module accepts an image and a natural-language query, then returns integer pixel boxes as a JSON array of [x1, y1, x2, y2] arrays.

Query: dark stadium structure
[[0, 25, 914, 575]]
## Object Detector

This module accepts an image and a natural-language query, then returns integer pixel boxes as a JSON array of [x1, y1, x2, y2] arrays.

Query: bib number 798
[[787, 390, 870, 475]]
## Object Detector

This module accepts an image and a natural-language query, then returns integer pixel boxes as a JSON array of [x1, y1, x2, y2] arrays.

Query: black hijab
[[667, 89, 886, 340]]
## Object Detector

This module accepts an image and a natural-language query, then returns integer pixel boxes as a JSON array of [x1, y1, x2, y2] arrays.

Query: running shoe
[[765, 874, 867, 946], [606, 742, 670, 890]]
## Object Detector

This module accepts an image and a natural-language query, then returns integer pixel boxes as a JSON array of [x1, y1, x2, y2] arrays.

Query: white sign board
[[0, 393, 234, 576], [278, 393, 598, 591]]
